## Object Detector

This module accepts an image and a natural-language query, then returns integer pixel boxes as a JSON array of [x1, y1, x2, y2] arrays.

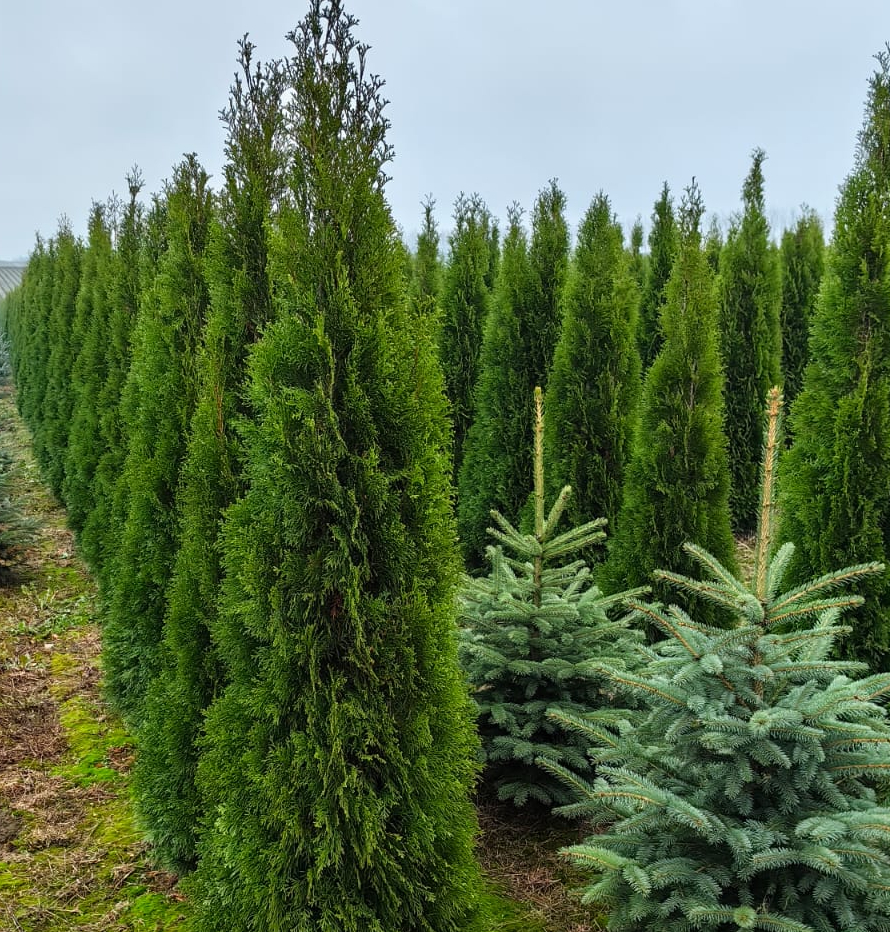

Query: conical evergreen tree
[[438, 192, 495, 476], [719, 148, 783, 531], [409, 194, 441, 319], [458, 185, 569, 565], [38, 218, 82, 498], [194, 5, 483, 929], [637, 182, 676, 370], [81, 170, 145, 574], [627, 217, 647, 292], [546, 390, 890, 932], [779, 207, 825, 412], [460, 388, 642, 808], [133, 41, 284, 873], [704, 215, 723, 276], [63, 204, 115, 534], [781, 49, 890, 671], [16, 237, 54, 432], [603, 181, 737, 609], [101, 154, 212, 723], [544, 192, 641, 535]]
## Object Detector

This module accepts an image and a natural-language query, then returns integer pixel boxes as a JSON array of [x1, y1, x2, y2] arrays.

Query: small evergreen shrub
[[460, 389, 642, 808]]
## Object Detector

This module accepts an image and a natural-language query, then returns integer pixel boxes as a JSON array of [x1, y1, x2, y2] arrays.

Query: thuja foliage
[[80, 171, 145, 574], [637, 182, 676, 370], [719, 148, 783, 532], [458, 185, 569, 566], [102, 154, 211, 723], [603, 181, 737, 609], [37, 219, 82, 498], [438, 192, 496, 476], [546, 390, 890, 932], [409, 195, 442, 319], [545, 192, 641, 536], [779, 209, 825, 414], [63, 203, 115, 535], [14, 237, 53, 433], [781, 49, 890, 672], [460, 388, 642, 808], [193, 4, 483, 929], [134, 40, 284, 873], [627, 217, 647, 292]]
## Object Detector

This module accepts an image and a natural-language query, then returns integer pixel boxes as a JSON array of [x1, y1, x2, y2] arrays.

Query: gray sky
[[2, 0, 890, 260]]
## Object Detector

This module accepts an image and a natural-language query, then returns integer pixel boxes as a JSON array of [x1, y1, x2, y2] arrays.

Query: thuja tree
[[637, 182, 676, 370], [719, 148, 782, 532], [546, 390, 890, 932], [458, 185, 569, 565], [603, 181, 737, 608], [63, 203, 115, 535], [704, 216, 723, 276], [460, 388, 642, 808], [102, 154, 212, 723], [37, 218, 82, 498], [627, 217, 647, 292], [193, 4, 483, 929], [545, 192, 641, 536], [133, 41, 284, 873], [16, 237, 54, 432], [409, 194, 441, 319], [779, 208, 825, 412], [81, 170, 145, 574], [781, 50, 890, 672], [438, 192, 496, 476]]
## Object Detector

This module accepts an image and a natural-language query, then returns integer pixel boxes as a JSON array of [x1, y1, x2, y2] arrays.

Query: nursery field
[[0, 381, 595, 931]]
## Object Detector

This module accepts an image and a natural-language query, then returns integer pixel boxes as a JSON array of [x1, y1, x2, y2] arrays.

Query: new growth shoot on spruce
[[543, 389, 890, 932], [459, 387, 644, 809]]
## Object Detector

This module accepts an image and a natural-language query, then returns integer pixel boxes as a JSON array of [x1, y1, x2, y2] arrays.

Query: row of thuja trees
[[4, 0, 890, 924]]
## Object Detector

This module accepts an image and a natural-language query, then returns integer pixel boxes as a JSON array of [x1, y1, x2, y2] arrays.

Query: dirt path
[[0, 387, 188, 931]]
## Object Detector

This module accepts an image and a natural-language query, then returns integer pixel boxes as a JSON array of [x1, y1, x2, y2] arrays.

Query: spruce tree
[[781, 50, 890, 671], [719, 148, 783, 532], [779, 208, 825, 412], [460, 388, 642, 808], [638, 182, 677, 370], [545, 192, 641, 535], [458, 184, 569, 565], [133, 42, 284, 872], [546, 390, 890, 932], [63, 203, 115, 535], [38, 218, 82, 498], [194, 5, 483, 929], [438, 192, 495, 476], [603, 181, 737, 608], [81, 170, 145, 574], [101, 154, 211, 723]]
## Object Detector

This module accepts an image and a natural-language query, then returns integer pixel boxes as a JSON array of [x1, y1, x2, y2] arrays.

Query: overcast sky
[[2, 1, 890, 260]]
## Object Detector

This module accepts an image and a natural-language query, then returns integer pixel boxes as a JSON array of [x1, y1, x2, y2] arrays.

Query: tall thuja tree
[[459, 185, 569, 565], [133, 42, 285, 874], [781, 50, 890, 672], [38, 218, 82, 497], [546, 390, 890, 932], [16, 237, 55, 433], [719, 148, 783, 531], [545, 192, 641, 536], [101, 154, 211, 724], [81, 170, 145, 574], [627, 217, 647, 292], [408, 194, 441, 319], [438, 192, 495, 476], [779, 208, 825, 412], [63, 204, 116, 534], [638, 182, 676, 370], [704, 216, 723, 277], [194, 4, 483, 929], [603, 181, 736, 607]]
